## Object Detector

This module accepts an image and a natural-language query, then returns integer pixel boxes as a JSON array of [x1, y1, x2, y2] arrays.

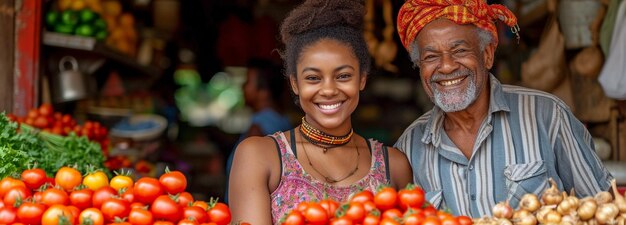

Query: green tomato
[[45, 11, 59, 28], [79, 9, 97, 23], [60, 10, 78, 26], [54, 23, 75, 34], [75, 24, 95, 37]]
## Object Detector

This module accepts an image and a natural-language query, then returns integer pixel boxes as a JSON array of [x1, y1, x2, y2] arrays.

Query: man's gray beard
[[430, 70, 479, 112]]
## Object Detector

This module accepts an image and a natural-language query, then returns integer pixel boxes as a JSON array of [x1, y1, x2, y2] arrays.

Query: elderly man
[[394, 0, 613, 217]]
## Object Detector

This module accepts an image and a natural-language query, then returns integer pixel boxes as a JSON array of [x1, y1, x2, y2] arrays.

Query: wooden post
[[0, 0, 15, 113], [13, 0, 42, 116]]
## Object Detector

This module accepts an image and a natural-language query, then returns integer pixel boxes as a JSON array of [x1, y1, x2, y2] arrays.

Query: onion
[[579, 198, 599, 221], [475, 217, 499, 225], [513, 214, 537, 225], [513, 209, 533, 220], [595, 203, 619, 224], [536, 206, 555, 224], [520, 193, 542, 212], [595, 191, 613, 205], [494, 200, 515, 219], [543, 178, 564, 205], [558, 192, 580, 215], [545, 210, 563, 224], [616, 215, 626, 225], [497, 218, 513, 225], [560, 214, 578, 225], [611, 179, 626, 213]]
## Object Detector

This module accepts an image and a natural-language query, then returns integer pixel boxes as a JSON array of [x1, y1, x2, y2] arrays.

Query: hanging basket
[[558, 0, 602, 49]]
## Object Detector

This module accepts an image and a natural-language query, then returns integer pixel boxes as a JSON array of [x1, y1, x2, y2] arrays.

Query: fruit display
[[0, 166, 232, 225], [279, 184, 472, 225], [45, 6, 108, 40], [479, 178, 626, 225]]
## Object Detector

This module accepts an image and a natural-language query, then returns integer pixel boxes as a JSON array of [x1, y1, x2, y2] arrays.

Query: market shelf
[[42, 31, 160, 78]]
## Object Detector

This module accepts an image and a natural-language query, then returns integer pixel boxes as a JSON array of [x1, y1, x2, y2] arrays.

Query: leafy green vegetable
[[0, 112, 109, 178]]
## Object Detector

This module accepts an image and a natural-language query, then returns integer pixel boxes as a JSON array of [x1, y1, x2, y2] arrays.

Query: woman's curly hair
[[279, 0, 371, 79]]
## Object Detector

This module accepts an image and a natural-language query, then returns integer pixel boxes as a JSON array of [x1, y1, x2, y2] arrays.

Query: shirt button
[[469, 165, 474, 170], [471, 194, 476, 200]]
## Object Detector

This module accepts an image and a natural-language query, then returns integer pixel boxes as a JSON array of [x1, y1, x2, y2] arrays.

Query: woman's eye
[[337, 73, 351, 80], [304, 75, 320, 81]]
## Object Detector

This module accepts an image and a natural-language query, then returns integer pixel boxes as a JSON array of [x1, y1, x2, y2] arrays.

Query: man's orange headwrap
[[397, 0, 519, 49]]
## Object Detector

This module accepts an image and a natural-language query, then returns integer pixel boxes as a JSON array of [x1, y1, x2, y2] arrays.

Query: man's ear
[[289, 75, 299, 95], [483, 42, 497, 70], [359, 73, 367, 91]]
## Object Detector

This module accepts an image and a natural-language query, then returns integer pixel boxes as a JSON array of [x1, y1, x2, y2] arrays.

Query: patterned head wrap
[[397, 0, 519, 49]]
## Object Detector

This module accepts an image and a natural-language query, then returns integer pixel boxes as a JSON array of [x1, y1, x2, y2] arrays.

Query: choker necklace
[[301, 135, 360, 184], [299, 117, 354, 153]]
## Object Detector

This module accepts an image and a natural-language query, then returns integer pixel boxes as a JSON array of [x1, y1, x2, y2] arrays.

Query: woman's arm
[[387, 146, 414, 189], [228, 136, 281, 224]]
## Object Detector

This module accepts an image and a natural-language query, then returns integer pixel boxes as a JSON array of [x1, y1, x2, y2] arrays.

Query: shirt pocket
[[503, 161, 549, 207]]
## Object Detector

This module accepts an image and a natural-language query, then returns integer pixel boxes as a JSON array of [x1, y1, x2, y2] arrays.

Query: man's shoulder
[[500, 84, 571, 110]]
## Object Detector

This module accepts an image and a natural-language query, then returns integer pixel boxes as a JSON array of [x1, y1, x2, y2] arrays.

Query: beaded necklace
[[299, 117, 354, 153]]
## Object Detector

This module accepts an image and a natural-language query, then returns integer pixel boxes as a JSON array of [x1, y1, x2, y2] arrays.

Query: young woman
[[228, 0, 413, 223]]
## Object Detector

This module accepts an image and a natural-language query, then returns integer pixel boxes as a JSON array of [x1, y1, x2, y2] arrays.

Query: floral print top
[[270, 130, 390, 224]]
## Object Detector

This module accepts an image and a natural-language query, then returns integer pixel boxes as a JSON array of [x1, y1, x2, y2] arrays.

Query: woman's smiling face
[[290, 38, 366, 135]]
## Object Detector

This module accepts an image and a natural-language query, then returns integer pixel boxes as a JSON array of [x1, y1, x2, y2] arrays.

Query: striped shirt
[[394, 75, 613, 218]]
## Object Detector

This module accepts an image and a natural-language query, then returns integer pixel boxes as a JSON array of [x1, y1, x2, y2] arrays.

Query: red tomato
[[16, 201, 46, 225], [38, 104, 53, 117], [422, 216, 442, 225], [133, 177, 163, 204], [183, 206, 208, 223], [374, 187, 398, 211], [41, 205, 72, 225], [457, 215, 473, 225], [345, 202, 366, 223], [362, 214, 381, 225], [398, 185, 426, 210], [21, 168, 47, 190], [101, 198, 131, 222], [0, 207, 17, 224], [350, 190, 375, 204], [296, 201, 310, 213], [130, 202, 145, 209], [330, 217, 354, 225], [0, 177, 26, 197], [208, 202, 231, 225], [92, 186, 117, 208], [177, 218, 200, 225], [303, 204, 328, 225], [379, 218, 402, 225], [319, 199, 339, 218], [40, 187, 69, 206], [70, 188, 94, 210], [79, 208, 105, 225], [128, 207, 153, 225], [381, 208, 403, 221], [154, 221, 175, 225], [159, 169, 187, 194], [363, 201, 377, 212], [55, 166, 83, 191], [192, 201, 209, 211], [423, 206, 438, 217], [178, 191, 194, 207], [404, 213, 426, 225], [66, 205, 80, 224], [441, 216, 460, 225], [282, 210, 305, 225], [151, 195, 183, 222], [120, 188, 134, 203], [3, 186, 32, 206]]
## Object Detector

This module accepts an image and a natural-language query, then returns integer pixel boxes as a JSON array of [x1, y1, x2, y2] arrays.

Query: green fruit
[[45, 11, 59, 28], [78, 9, 97, 23], [95, 30, 108, 40], [75, 24, 95, 37], [60, 10, 78, 26], [54, 24, 75, 34], [93, 18, 107, 31]]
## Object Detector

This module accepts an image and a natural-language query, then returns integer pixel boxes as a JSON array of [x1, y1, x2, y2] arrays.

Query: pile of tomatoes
[[8, 104, 110, 156], [281, 184, 473, 225], [0, 166, 231, 225]]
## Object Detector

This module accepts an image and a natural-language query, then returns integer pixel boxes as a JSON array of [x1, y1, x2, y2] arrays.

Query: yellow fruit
[[102, 0, 122, 17], [71, 0, 86, 10]]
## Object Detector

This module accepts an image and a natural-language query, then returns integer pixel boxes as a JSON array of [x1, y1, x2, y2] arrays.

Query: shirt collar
[[421, 74, 511, 146]]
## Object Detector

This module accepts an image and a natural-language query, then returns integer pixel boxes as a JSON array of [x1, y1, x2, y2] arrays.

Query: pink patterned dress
[[269, 130, 390, 224]]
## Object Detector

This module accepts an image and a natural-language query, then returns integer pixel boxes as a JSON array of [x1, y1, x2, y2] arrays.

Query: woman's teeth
[[439, 77, 464, 86], [319, 102, 341, 110]]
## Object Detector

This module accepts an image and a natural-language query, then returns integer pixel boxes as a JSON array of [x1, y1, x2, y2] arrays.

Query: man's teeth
[[319, 103, 341, 110], [439, 77, 463, 86]]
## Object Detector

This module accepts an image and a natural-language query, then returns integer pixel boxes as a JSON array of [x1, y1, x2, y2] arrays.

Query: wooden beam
[[0, 0, 15, 114], [14, 0, 42, 116]]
